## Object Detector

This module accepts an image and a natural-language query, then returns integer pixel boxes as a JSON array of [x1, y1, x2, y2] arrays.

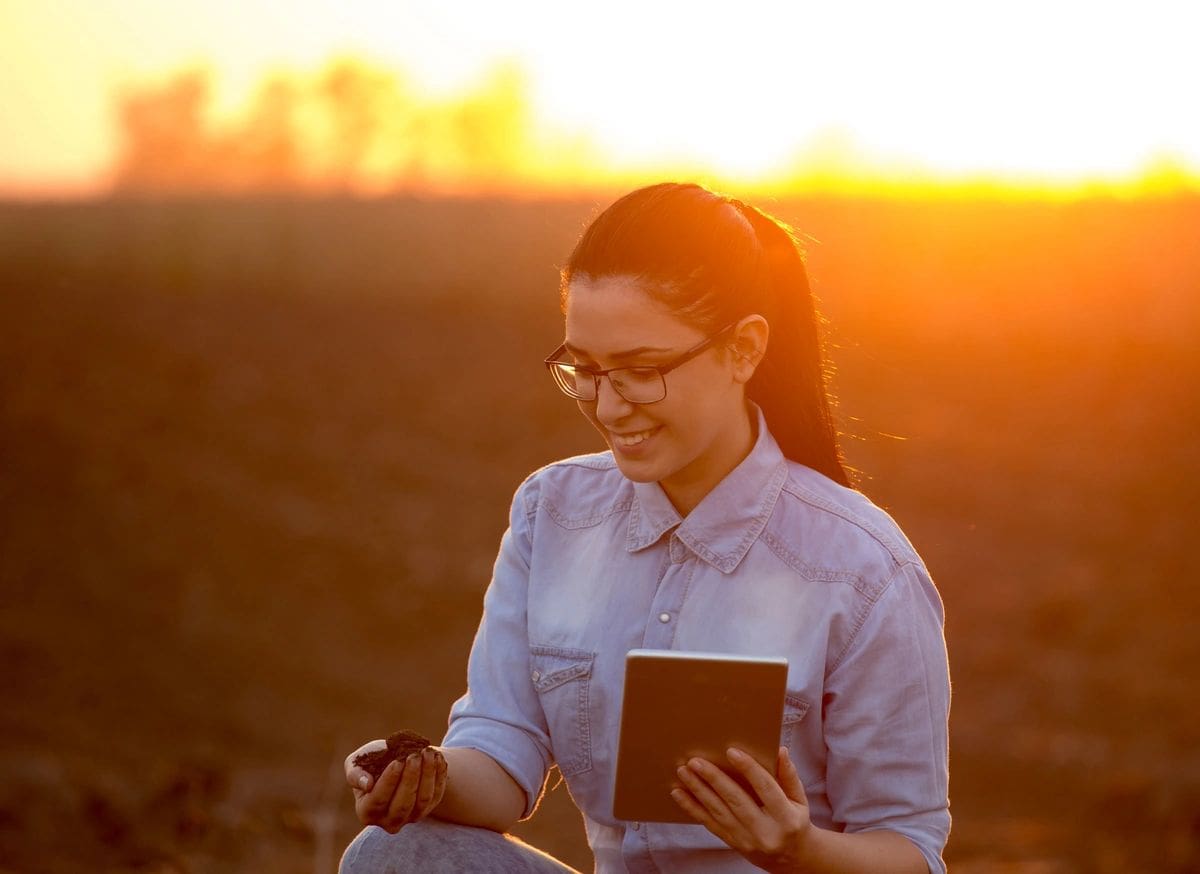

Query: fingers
[[675, 760, 729, 813], [345, 739, 386, 793], [724, 747, 794, 821], [410, 748, 444, 820], [356, 757, 405, 824], [674, 757, 761, 842], [688, 755, 767, 822], [428, 749, 449, 812], [775, 747, 808, 806], [348, 766, 373, 794], [671, 781, 744, 850], [670, 785, 721, 832], [383, 753, 424, 827]]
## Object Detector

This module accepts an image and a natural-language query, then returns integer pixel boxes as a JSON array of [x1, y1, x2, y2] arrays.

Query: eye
[[609, 368, 661, 391]]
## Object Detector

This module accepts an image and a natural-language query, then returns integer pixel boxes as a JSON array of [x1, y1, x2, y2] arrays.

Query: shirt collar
[[625, 405, 789, 574]]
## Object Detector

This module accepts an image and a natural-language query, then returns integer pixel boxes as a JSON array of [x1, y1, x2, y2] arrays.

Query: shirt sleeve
[[823, 559, 952, 874], [441, 477, 553, 819]]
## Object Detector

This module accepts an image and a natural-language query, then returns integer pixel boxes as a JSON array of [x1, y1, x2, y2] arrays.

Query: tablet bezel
[[611, 648, 789, 823]]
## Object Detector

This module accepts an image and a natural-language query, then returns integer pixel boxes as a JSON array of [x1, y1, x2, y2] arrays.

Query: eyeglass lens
[[550, 364, 665, 404]]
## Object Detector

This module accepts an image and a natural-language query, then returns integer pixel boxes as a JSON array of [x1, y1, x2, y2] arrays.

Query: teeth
[[614, 428, 657, 447]]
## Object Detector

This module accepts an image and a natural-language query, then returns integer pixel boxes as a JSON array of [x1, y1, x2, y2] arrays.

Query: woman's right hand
[[344, 739, 448, 833]]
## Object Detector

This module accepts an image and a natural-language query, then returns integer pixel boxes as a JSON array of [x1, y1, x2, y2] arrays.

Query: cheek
[[665, 388, 733, 445], [578, 401, 605, 434]]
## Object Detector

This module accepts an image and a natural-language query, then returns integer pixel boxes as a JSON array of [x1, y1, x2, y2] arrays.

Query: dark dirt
[[354, 730, 433, 780]]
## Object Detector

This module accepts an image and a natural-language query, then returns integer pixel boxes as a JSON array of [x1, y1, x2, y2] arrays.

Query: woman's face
[[563, 275, 756, 514]]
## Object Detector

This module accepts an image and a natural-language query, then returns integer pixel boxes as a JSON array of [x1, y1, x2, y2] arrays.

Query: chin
[[618, 468, 660, 484], [610, 455, 663, 484]]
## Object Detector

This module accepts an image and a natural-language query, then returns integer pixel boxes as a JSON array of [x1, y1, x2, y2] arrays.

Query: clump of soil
[[353, 730, 434, 780]]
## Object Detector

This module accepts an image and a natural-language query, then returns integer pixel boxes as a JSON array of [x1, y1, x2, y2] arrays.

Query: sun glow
[[1, 0, 1197, 198]]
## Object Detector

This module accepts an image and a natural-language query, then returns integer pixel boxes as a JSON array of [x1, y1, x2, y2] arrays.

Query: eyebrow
[[562, 342, 673, 362]]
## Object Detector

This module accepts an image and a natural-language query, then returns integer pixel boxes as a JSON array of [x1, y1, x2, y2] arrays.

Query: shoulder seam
[[542, 496, 634, 530], [517, 451, 632, 531], [761, 530, 880, 591], [778, 477, 913, 565], [516, 450, 616, 498], [541, 451, 616, 473]]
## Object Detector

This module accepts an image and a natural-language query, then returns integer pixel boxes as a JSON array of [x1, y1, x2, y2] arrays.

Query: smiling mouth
[[612, 427, 660, 447]]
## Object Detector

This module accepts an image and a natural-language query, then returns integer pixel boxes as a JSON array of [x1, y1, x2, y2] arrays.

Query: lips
[[610, 426, 662, 452], [611, 427, 656, 447]]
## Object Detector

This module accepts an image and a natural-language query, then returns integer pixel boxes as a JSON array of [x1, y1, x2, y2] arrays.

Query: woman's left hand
[[671, 746, 812, 873]]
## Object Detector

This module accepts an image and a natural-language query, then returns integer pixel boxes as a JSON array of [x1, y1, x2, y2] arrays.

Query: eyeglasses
[[543, 323, 736, 404]]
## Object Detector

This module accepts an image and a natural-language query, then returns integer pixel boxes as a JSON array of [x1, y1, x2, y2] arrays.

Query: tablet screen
[[611, 649, 789, 823]]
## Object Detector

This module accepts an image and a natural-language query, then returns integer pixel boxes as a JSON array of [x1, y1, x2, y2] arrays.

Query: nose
[[593, 373, 634, 425]]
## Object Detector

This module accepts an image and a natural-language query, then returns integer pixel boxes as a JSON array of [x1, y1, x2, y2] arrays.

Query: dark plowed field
[[2, 195, 1198, 872]]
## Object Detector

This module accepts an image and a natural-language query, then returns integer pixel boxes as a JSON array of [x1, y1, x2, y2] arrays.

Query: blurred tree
[[446, 62, 532, 190], [113, 68, 218, 194], [318, 59, 398, 192], [235, 75, 304, 192], [109, 60, 539, 196]]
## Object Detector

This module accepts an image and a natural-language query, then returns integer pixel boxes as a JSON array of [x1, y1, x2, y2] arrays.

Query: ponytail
[[732, 203, 851, 487]]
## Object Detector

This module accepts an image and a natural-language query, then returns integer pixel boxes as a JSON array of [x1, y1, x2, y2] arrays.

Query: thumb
[[347, 765, 374, 793], [777, 747, 808, 806]]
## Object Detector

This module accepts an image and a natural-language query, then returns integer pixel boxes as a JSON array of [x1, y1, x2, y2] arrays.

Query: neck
[[662, 404, 758, 516]]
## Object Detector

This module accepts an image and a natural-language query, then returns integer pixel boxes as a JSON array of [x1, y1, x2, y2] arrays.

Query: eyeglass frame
[[543, 322, 739, 405]]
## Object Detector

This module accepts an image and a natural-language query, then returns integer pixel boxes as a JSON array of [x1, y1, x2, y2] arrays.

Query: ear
[[729, 315, 769, 384]]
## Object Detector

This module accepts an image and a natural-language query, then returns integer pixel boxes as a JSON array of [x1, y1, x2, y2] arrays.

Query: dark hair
[[560, 181, 851, 487]]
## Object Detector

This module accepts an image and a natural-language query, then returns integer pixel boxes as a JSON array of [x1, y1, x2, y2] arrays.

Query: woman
[[340, 182, 951, 873]]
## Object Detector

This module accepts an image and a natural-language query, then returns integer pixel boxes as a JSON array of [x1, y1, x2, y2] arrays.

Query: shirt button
[[658, 612, 671, 623], [531, 670, 541, 682], [631, 821, 641, 831]]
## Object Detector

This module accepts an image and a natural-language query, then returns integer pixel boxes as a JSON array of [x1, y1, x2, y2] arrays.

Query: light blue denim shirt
[[443, 409, 951, 873]]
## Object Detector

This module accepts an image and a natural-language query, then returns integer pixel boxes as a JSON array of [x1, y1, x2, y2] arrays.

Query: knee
[[338, 821, 493, 874], [339, 826, 397, 874]]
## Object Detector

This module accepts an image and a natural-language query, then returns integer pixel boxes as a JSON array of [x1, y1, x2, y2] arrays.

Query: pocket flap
[[529, 645, 594, 692], [782, 693, 811, 724]]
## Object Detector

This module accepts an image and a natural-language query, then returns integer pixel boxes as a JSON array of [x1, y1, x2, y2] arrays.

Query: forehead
[[564, 275, 699, 352]]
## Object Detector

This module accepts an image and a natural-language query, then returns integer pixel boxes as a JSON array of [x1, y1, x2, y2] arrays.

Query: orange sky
[[2, 0, 1198, 197]]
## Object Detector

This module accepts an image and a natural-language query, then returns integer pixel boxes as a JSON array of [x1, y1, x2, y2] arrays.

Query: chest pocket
[[529, 645, 595, 777], [780, 693, 811, 749]]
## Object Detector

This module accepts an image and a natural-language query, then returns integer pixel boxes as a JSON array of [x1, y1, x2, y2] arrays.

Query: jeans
[[339, 820, 584, 873]]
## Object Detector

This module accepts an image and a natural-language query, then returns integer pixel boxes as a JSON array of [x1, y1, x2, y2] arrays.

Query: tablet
[[611, 648, 789, 823]]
